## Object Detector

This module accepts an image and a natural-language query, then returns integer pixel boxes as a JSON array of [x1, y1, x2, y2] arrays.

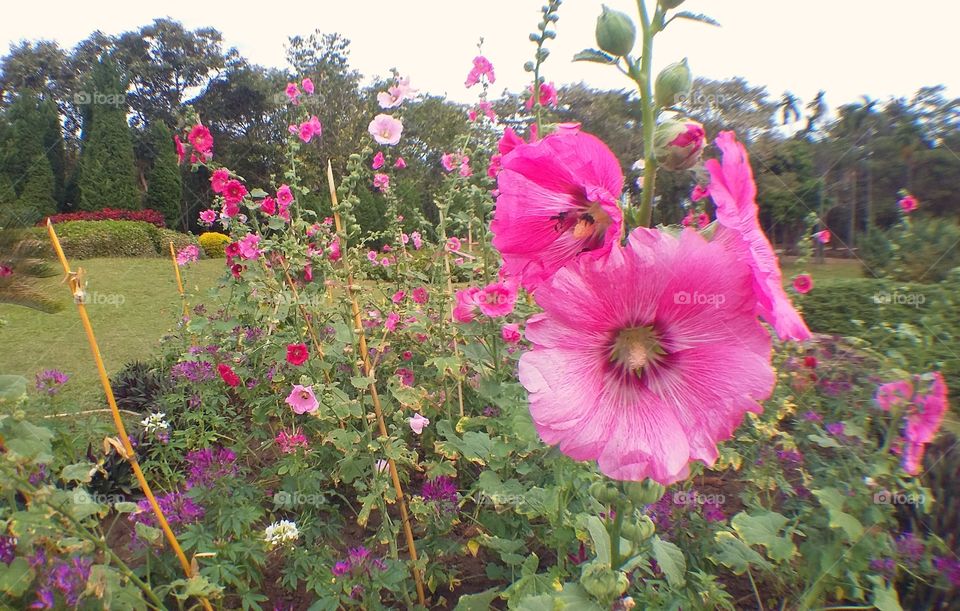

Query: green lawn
[[0, 257, 225, 411], [781, 256, 863, 282]]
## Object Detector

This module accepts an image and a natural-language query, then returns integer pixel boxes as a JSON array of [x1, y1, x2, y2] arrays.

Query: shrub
[[110, 360, 171, 413], [37, 220, 160, 258], [860, 216, 960, 282], [41, 208, 165, 227], [154, 228, 201, 257], [198, 231, 232, 258]]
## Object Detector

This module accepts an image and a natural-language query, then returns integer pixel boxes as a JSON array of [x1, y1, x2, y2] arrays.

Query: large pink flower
[[519, 228, 775, 484], [368, 114, 403, 146], [491, 129, 624, 291], [706, 131, 811, 341]]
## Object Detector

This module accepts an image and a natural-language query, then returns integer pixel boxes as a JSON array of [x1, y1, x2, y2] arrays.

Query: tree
[[144, 122, 183, 228], [0, 95, 57, 225], [778, 92, 801, 126], [38, 98, 66, 207], [77, 58, 140, 211], [13, 152, 57, 225]]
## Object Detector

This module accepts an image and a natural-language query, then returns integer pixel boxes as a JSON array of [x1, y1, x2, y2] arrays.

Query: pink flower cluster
[[441, 152, 471, 177], [465, 56, 495, 88], [377, 77, 417, 109], [453, 280, 518, 322], [875, 372, 948, 474]]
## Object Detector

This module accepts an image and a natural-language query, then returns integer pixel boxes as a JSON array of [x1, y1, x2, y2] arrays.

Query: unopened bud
[[654, 119, 706, 171], [596, 5, 636, 57], [654, 58, 693, 109]]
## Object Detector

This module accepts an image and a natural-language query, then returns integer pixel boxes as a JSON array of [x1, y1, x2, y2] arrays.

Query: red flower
[[286, 343, 309, 366], [218, 363, 241, 387], [803, 356, 818, 369]]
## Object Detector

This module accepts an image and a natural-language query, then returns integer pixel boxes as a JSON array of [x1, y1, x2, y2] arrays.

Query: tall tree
[[0, 95, 57, 225], [144, 121, 183, 228], [77, 58, 140, 211]]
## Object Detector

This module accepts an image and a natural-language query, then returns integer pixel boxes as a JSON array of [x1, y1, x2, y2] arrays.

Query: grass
[[781, 256, 863, 282], [0, 257, 225, 410]]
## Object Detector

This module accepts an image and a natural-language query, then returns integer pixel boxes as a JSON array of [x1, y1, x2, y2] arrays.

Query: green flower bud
[[625, 479, 667, 506], [596, 5, 637, 57], [659, 0, 686, 8], [654, 59, 693, 109], [581, 561, 629, 602], [654, 119, 706, 171]]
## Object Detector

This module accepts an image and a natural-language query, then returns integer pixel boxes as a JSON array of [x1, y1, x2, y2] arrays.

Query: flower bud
[[659, 0, 686, 8], [654, 59, 693, 109], [624, 479, 666, 506], [654, 119, 706, 171], [581, 561, 629, 602], [596, 5, 637, 57]]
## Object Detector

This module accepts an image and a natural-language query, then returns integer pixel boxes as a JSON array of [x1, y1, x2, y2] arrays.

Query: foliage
[[41, 207, 166, 227], [197, 231, 231, 258], [859, 216, 960, 282], [34, 220, 160, 259], [0, 229, 60, 312], [144, 122, 184, 229]]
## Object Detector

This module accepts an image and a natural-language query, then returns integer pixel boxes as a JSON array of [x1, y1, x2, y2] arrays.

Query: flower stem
[[634, 0, 659, 228], [609, 502, 625, 569]]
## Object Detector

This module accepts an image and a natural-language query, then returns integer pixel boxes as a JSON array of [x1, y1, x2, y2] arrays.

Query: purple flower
[[30, 588, 55, 609], [482, 406, 501, 418], [29, 464, 47, 486], [933, 557, 960, 587], [350, 584, 365, 599], [869, 558, 896, 573], [825, 422, 845, 436], [171, 361, 215, 383], [896, 532, 924, 564], [776, 449, 803, 464], [332, 561, 350, 576], [35, 370, 68, 395], [702, 500, 726, 523], [0, 536, 15, 565], [420, 477, 459, 513], [348, 546, 370, 565], [131, 491, 204, 535], [186, 447, 238, 487]]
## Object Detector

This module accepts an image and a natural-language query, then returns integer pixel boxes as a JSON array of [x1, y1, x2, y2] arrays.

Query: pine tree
[[77, 58, 140, 211], [38, 98, 66, 209], [0, 95, 57, 226], [12, 153, 56, 225], [144, 121, 183, 228]]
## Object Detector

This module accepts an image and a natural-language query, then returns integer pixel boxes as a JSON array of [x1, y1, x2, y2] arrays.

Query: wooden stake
[[326, 162, 427, 606], [47, 221, 214, 611], [168, 241, 190, 318]]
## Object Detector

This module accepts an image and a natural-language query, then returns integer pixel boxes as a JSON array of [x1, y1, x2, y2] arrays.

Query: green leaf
[[672, 11, 721, 27], [0, 557, 33, 596], [349, 375, 374, 389], [135, 522, 162, 544], [651, 536, 686, 587], [869, 575, 903, 611], [730, 511, 796, 562], [453, 587, 501, 611], [4, 420, 54, 463], [249, 188, 268, 198], [808, 434, 841, 448], [114, 501, 139, 514], [573, 48, 617, 64], [710, 531, 771, 575], [556, 583, 605, 610], [60, 461, 96, 483], [828, 509, 864, 540], [584, 516, 611, 566]]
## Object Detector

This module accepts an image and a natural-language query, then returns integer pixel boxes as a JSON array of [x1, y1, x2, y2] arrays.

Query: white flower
[[264, 519, 300, 548], [141, 412, 169, 433]]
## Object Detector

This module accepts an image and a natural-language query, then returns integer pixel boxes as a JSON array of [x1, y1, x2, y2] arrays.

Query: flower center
[[610, 327, 664, 376], [572, 202, 612, 241]]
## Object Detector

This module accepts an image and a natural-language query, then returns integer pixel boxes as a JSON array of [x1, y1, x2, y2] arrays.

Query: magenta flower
[[501, 323, 522, 344], [368, 114, 403, 146], [285, 82, 300, 103], [199, 209, 216, 225], [491, 128, 624, 292], [465, 55, 495, 88], [391, 290, 406, 303], [188, 124, 213, 155], [301, 78, 315, 94], [875, 379, 914, 410], [518, 228, 775, 484], [707, 131, 811, 341], [394, 157, 407, 169], [373, 173, 390, 192], [277, 185, 294, 207], [210, 168, 230, 193], [691, 184, 709, 202], [898, 194, 919, 213], [409, 413, 430, 434], [793, 274, 813, 294], [813, 229, 831, 244], [371, 151, 385, 169], [453, 287, 481, 323], [222, 180, 247, 205], [385, 311, 401, 332], [260, 196, 277, 216], [901, 372, 948, 474], [446, 236, 462, 252], [285, 384, 319, 414], [525, 81, 558, 110], [237, 234, 261, 260], [476, 281, 517, 317], [176, 244, 200, 266], [276, 429, 309, 454], [411, 287, 429, 304], [297, 116, 322, 143], [396, 367, 415, 386], [411, 231, 422, 250]]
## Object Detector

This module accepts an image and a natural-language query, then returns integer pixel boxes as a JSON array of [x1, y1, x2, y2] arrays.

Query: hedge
[[40, 208, 166, 227], [33, 220, 199, 259]]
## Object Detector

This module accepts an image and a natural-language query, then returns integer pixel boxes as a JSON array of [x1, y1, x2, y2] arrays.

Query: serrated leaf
[[730, 511, 796, 562], [573, 48, 617, 64], [350, 375, 375, 389], [651, 536, 686, 587], [673, 11, 721, 27], [135, 522, 161, 543]]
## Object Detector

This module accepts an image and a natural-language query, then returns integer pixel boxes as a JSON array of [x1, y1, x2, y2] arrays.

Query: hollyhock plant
[[476, 281, 518, 317], [411, 287, 429, 304], [301, 77, 314, 94], [210, 168, 230, 193], [285, 82, 300, 103], [707, 131, 811, 341], [223, 180, 247, 205], [654, 120, 705, 171], [286, 343, 309, 366], [377, 77, 417, 108], [285, 384, 319, 414], [373, 173, 390, 192], [501, 323, 522, 344], [174, 135, 185, 164], [188, 124, 213, 156], [199, 209, 216, 225], [394, 157, 407, 169], [298, 116, 322, 143], [368, 114, 403, 145], [277, 184, 294, 207], [453, 287, 482, 323], [518, 228, 775, 484], [465, 55, 495, 87], [813, 229, 831, 244], [525, 81, 559, 109], [900, 372, 948, 474], [176, 244, 200, 266], [491, 128, 624, 291], [237, 234, 262, 260]]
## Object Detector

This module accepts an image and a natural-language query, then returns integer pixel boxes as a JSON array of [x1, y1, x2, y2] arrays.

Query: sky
[[2, 1, 957, 113]]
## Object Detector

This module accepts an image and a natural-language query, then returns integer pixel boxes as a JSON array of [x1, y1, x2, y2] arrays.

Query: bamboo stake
[[437, 207, 466, 418], [168, 241, 190, 319], [326, 162, 427, 606], [47, 221, 214, 611], [277, 257, 325, 359]]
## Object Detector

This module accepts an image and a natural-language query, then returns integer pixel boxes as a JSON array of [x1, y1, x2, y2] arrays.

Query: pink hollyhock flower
[[465, 55, 495, 88], [174, 135, 185, 164], [453, 287, 481, 323], [368, 114, 403, 146], [459, 160, 472, 177], [525, 81, 558, 110], [394, 157, 407, 169], [372, 151, 385, 169], [176, 244, 200, 266], [373, 173, 390, 192], [707, 131, 811, 341], [223, 180, 247, 205], [409, 413, 430, 434], [412, 287, 429, 304], [697, 213, 711, 228], [691, 184, 709, 202], [487, 154, 503, 178], [446, 237, 462, 252], [199, 209, 216, 225], [260, 196, 277, 215], [276, 429, 309, 454], [377, 77, 417, 108], [901, 373, 948, 474], [301, 78, 315, 94], [519, 227, 775, 484], [285, 82, 300, 103], [813, 229, 831, 244], [225, 242, 241, 259], [0, 266, 11, 277], [475, 100, 497, 122], [237, 234, 261, 260], [793, 274, 813, 294], [210, 168, 230, 194], [501, 323, 522, 344], [441, 153, 457, 172], [285, 384, 319, 414], [188, 124, 213, 155], [875, 379, 914, 411], [304, 264, 313, 282], [681, 212, 694, 227], [411, 231, 422, 250], [276, 185, 294, 208], [396, 367, 415, 387], [468, 109, 478, 122], [218, 363, 241, 388], [391, 290, 406, 304], [222, 201, 239, 218], [491, 128, 624, 292], [328, 237, 342, 261], [380, 257, 391, 267], [367, 251, 379, 263], [230, 263, 245, 278], [286, 343, 309, 366], [899, 194, 919, 213], [477, 281, 517, 317], [298, 116, 322, 143]]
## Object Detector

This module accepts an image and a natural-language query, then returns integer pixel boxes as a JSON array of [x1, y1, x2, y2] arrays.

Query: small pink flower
[[297, 116, 322, 143], [328, 237, 342, 261], [391, 290, 406, 303], [396, 367, 415, 386], [412, 287, 429, 304], [210, 168, 230, 193], [459, 161, 472, 178], [380, 257, 391, 267], [793, 274, 813, 294], [402, 351, 413, 361], [174, 135, 185, 164], [875, 380, 914, 411], [373, 173, 390, 192], [446, 237, 462, 252], [222, 201, 239, 218], [813, 230, 831, 244], [285, 384, 319, 414], [478, 100, 496, 121], [525, 81, 558, 110], [237, 234, 261, 260], [477, 281, 517, 317], [411, 231, 422, 250], [691, 184, 709, 202], [501, 323, 522, 344], [276, 429, 309, 454], [697, 213, 710, 228], [453, 287, 481, 323], [441, 153, 457, 172], [368, 114, 403, 146], [199, 209, 216, 225], [260, 196, 277, 215], [385, 312, 401, 332], [176, 244, 200, 266], [681, 212, 694, 227], [301, 78, 315, 94], [223, 179, 247, 205], [277, 185, 294, 207], [372, 151, 385, 169], [898, 194, 918, 213], [188, 124, 213, 155], [377, 77, 417, 109], [465, 55, 495, 88], [285, 82, 300, 103], [367, 251, 379, 263], [394, 157, 407, 169], [409, 413, 430, 434]]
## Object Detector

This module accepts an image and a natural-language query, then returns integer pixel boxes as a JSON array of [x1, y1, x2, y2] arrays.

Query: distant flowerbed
[[39, 208, 166, 228]]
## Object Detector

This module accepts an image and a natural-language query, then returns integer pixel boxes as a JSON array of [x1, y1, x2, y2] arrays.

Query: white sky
[[3, 1, 957, 111]]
